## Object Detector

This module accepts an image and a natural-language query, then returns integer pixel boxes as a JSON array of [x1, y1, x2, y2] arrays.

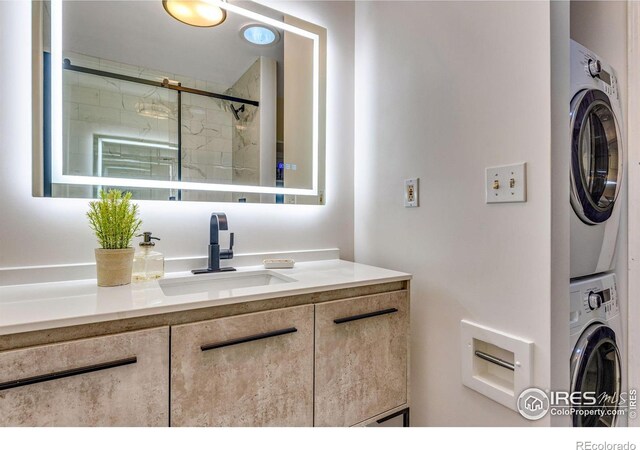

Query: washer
[[570, 273, 625, 427], [570, 40, 624, 279]]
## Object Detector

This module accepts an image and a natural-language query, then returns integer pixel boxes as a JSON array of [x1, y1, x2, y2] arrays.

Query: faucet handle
[[220, 233, 234, 260]]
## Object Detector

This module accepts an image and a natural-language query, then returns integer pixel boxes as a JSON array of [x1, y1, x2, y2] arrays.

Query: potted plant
[[87, 189, 142, 287]]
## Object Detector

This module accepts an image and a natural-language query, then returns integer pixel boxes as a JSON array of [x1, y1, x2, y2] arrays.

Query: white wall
[[354, 1, 555, 426], [628, 3, 640, 427], [549, 0, 571, 427], [0, 1, 354, 271]]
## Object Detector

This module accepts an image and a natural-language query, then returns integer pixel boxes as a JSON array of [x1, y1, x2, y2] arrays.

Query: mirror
[[34, 0, 326, 204]]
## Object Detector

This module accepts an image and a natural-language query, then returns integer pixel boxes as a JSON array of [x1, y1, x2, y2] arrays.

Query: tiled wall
[[59, 51, 260, 202], [180, 91, 232, 202], [228, 58, 261, 203]]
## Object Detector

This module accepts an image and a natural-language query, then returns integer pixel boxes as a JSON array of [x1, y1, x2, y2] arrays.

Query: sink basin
[[158, 270, 296, 297]]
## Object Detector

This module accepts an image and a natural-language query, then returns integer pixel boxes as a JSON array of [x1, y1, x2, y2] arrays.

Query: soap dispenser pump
[[132, 232, 165, 282]]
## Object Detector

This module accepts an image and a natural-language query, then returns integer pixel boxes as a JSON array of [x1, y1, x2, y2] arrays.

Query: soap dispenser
[[132, 232, 164, 282]]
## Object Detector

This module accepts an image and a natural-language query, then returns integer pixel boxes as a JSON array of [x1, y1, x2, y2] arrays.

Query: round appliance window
[[570, 89, 621, 225], [570, 324, 622, 427]]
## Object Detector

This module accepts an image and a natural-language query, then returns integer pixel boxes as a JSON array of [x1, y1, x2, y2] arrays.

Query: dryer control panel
[[570, 274, 619, 333]]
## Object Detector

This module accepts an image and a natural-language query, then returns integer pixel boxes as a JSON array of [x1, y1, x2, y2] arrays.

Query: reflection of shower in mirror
[[230, 104, 245, 121], [135, 101, 175, 120], [36, 0, 325, 204], [230, 104, 248, 130]]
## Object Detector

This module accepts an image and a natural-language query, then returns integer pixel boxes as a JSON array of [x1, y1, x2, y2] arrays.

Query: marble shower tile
[[78, 104, 121, 125], [100, 91, 124, 109], [64, 85, 100, 105], [78, 73, 120, 93], [63, 71, 79, 86], [64, 102, 79, 120]]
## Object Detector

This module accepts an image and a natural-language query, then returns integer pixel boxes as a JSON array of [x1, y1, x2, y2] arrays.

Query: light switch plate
[[486, 163, 526, 203], [404, 178, 419, 207]]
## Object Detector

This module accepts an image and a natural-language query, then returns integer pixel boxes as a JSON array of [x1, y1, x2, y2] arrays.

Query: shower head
[[230, 104, 245, 121]]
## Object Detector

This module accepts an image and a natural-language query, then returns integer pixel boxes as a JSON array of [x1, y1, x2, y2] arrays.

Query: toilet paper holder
[[461, 320, 533, 411], [474, 350, 515, 371]]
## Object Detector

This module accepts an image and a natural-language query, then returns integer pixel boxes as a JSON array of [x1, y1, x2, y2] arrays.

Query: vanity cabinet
[[314, 291, 409, 426], [0, 277, 410, 427], [0, 327, 169, 426], [170, 305, 314, 426]]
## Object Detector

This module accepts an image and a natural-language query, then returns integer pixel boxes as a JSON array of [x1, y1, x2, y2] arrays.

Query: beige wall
[[0, 0, 354, 270], [354, 1, 555, 426]]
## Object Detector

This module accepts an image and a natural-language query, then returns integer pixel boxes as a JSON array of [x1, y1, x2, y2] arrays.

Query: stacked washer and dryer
[[569, 40, 626, 427]]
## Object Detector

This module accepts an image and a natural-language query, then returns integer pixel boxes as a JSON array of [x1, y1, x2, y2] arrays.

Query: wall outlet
[[485, 163, 526, 204], [404, 178, 419, 207]]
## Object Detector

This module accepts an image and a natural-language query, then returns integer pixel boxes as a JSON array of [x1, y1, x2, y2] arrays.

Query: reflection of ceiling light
[[163, 0, 227, 27], [240, 24, 280, 46], [136, 102, 174, 119]]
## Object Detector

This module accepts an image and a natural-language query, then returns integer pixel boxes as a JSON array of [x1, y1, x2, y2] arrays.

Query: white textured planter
[[95, 248, 135, 287]]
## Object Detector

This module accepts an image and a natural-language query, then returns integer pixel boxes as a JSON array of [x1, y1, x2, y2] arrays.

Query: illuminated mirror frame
[[48, 0, 322, 198]]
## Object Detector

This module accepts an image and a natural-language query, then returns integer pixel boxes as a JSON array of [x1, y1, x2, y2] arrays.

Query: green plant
[[87, 189, 142, 249]]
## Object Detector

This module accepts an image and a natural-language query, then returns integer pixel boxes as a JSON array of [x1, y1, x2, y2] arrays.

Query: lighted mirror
[[33, 0, 326, 204]]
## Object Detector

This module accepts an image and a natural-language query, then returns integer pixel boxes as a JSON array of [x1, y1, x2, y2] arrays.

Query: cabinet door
[[314, 291, 409, 426], [171, 305, 314, 426], [0, 327, 169, 426]]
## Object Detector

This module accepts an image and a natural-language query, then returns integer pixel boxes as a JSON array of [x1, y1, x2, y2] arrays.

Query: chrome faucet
[[192, 213, 235, 274]]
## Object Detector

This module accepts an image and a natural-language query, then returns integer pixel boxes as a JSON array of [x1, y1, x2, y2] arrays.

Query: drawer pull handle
[[0, 356, 137, 391], [200, 327, 298, 351], [334, 308, 399, 324]]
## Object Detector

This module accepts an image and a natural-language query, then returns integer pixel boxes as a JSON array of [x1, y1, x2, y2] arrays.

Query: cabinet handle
[[0, 356, 137, 391], [333, 307, 399, 324], [200, 327, 298, 351]]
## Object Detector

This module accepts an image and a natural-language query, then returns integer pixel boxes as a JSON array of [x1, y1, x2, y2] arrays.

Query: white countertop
[[0, 260, 411, 336]]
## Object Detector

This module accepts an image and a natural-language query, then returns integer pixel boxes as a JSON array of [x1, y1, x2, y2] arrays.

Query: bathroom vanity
[[0, 260, 410, 427], [16, 0, 410, 426]]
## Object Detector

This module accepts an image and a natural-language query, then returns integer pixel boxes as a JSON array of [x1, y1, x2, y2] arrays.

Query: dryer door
[[570, 89, 621, 225], [570, 323, 622, 427]]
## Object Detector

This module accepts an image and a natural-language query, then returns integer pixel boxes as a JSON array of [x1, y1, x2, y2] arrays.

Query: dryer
[[570, 40, 624, 279], [570, 273, 625, 427]]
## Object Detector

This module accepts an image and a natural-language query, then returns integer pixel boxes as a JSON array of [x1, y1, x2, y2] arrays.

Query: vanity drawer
[[314, 291, 409, 426], [170, 305, 314, 426], [0, 327, 169, 426]]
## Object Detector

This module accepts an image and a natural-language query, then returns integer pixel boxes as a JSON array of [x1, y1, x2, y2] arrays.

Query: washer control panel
[[573, 41, 619, 99], [583, 285, 617, 315], [588, 59, 602, 78], [570, 273, 619, 332], [587, 291, 602, 310]]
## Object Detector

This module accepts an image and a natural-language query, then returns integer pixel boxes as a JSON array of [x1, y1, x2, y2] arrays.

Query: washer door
[[570, 89, 621, 225], [570, 323, 622, 427]]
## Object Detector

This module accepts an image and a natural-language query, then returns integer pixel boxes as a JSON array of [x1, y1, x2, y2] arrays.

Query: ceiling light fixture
[[240, 24, 280, 46], [163, 0, 227, 28]]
